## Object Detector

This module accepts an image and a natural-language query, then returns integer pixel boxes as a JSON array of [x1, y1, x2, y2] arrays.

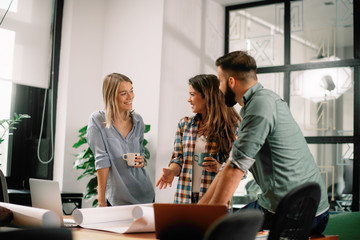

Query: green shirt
[[231, 83, 329, 215]]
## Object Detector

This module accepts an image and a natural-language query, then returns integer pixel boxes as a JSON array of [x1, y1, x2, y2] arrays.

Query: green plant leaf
[[77, 174, 85, 181], [144, 124, 151, 133], [19, 114, 31, 119], [83, 148, 94, 158], [87, 176, 98, 189], [73, 159, 85, 169], [92, 199, 98, 207], [79, 125, 88, 133], [144, 148, 150, 160], [78, 126, 88, 138], [0, 113, 30, 152], [84, 192, 97, 200], [84, 187, 98, 200], [72, 138, 87, 148]]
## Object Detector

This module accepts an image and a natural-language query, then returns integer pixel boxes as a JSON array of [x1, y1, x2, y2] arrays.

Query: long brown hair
[[102, 73, 133, 128], [189, 74, 241, 163]]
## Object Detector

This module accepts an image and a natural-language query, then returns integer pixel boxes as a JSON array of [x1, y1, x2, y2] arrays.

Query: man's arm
[[199, 161, 245, 205], [198, 169, 222, 204], [210, 161, 244, 204]]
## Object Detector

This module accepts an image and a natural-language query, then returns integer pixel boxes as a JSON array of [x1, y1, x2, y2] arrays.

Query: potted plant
[[0, 113, 31, 165], [73, 124, 151, 207]]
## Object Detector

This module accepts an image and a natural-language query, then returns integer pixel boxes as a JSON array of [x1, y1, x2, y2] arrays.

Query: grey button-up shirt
[[87, 110, 155, 205]]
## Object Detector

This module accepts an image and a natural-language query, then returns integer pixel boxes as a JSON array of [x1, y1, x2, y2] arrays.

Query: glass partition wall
[[226, 0, 359, 212]]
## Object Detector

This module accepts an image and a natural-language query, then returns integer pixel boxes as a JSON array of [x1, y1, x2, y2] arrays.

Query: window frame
[[224, 0, 360, 211]]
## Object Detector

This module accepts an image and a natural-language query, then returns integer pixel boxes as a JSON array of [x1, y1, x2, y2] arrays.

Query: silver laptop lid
[[29, 178, 64, 225]]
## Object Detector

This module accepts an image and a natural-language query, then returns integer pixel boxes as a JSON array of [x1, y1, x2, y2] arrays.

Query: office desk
[[72, 228, 157, 240], [1, 226, 338, 240], [71, 227, 268, 240], [0, 226, 157, 240], [72, 228, 339, 240]]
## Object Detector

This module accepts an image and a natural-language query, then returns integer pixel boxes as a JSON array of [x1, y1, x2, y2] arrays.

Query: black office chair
[[0, 169, 9, 202], [0, 228, 73, 240], [203, 209, 264, 240], [268, 182, 321, 240]]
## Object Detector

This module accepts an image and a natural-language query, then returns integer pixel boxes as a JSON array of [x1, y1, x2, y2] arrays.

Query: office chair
[[0, 169, 13, 227], [0, 169, 9, 202], [0, 227, 73, 240], [203, 209, 264, 240], [268, 182, 321, 240]]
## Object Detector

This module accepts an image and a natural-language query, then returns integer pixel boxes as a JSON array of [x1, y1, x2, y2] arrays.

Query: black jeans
[[241, 200, 329, 235]]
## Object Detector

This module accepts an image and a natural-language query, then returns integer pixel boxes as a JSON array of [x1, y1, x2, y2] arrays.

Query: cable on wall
[[0, 0, 13, 26], [37, 3, 56, 165], [37, 80, 54, 165]]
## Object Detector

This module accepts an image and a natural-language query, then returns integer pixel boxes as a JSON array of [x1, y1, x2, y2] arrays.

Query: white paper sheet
[[72, 203, 155, 233], [0, 202, 61, 227]]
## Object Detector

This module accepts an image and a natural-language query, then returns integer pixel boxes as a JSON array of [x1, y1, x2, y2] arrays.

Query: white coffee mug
[[123, 153, 140, 166]]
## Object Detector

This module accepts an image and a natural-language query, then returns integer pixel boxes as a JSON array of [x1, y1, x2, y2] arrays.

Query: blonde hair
[[102, 73, 133, 128]]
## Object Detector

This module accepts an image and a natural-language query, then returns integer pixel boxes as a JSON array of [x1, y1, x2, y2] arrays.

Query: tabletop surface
[[0, 225, 338, 240], [72, 227, 157, 240], [71, 227, 338, 240]]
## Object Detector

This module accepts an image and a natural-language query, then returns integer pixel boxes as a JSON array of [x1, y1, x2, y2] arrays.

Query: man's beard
[[224, 82, 237, 107]]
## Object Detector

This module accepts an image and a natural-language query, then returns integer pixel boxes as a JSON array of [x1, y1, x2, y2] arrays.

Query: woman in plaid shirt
[[156, 74, 241, 203]]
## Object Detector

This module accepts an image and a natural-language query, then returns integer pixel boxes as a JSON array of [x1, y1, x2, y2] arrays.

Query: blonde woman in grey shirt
[[87, 73, 154, 207]]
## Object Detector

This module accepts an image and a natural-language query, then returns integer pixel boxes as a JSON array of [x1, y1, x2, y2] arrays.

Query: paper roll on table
[[0, 202, 61, 227], [72, 203, 155, 233]]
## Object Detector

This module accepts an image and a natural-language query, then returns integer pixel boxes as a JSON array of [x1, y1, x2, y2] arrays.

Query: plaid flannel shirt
[[170, 115, 219, 204]]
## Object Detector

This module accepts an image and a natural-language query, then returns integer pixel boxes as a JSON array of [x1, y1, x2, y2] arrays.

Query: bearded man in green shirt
[[199, 51, 330, 235]]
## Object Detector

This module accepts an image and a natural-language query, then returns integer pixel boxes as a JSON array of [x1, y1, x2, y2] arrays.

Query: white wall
[[101, 0, 164, 188], [55, 0, 107, 207], [155, 0, 225, 202], [55, 0, 224, 207]]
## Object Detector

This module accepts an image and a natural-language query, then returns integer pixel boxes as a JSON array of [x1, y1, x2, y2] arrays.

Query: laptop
[[153, 203, 228, 239], [29, 178, 77, 227]]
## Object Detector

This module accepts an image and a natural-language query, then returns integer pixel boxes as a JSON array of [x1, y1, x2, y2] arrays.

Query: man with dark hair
[[198, 51, 329, 234]]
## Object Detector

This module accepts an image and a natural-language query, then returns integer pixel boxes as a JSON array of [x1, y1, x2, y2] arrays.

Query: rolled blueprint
[[0, 202, 61, 227]]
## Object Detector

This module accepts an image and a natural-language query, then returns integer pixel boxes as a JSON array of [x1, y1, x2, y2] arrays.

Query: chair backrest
[[203, 209, 264, 240], [268, 182, 321, 240], [0, 169, 9, 203], [0, 227, 73, 240]]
